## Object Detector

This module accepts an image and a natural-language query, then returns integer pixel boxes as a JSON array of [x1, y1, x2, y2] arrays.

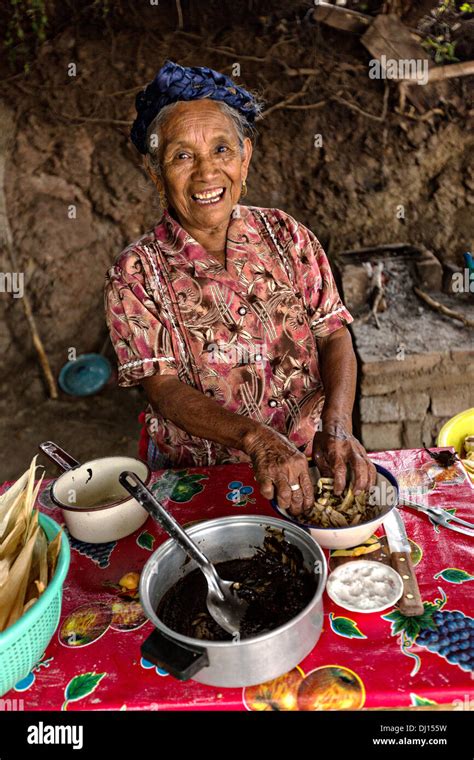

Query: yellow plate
[[437, 407, 474, 455]]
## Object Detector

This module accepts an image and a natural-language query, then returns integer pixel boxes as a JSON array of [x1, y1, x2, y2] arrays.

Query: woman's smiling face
[[148, 100, 252, 233]]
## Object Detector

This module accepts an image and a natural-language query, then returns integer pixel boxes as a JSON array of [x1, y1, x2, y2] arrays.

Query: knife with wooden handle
[[384, 508, 424, 617]]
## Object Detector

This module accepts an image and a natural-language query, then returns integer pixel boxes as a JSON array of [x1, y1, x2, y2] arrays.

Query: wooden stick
[[312, 2, 371, 34], [175, 0, 183, 30], [395, 105, 445, 122], [353, 262, 386, 329], [340, 243, 410, 255], [414, 286, 474, 329], [279, 100, 327, 111], [331, 82, 390, 123], [262, 76, 315, 118], [5, 242, 58, 398], [371, 262, 385, 329], [399, 60, 474, 112], [0, 101, 58, 399], [405, 60, 474, 86]]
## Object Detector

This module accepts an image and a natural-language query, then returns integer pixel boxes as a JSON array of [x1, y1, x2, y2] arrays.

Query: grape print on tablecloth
[[383, 589, 474, 674]]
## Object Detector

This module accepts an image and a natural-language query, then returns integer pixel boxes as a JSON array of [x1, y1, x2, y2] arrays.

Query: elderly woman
[[104, 60, 377, 516]]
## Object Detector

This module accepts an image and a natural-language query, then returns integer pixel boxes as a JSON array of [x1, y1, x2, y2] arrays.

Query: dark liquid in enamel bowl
[[156, 534, 318, 641]]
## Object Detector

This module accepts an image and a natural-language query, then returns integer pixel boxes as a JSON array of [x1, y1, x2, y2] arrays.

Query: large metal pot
[[139, 515, 327, 688]]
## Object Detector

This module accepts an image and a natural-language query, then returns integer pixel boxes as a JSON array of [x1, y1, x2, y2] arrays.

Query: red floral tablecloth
[[2, 448, 473, 711]]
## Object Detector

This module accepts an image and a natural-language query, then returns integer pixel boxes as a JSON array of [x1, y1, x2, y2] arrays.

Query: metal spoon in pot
[[119, 471, 248, 637]]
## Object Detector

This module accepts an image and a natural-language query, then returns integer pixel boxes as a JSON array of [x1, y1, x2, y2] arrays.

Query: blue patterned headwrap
[[130, 60, 261, 155]]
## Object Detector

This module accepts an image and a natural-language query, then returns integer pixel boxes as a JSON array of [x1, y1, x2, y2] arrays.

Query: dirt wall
[[1, 1, 473, 406]]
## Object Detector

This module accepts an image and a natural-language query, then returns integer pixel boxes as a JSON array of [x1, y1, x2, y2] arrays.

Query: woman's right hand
[[242, 425, 314, 516]]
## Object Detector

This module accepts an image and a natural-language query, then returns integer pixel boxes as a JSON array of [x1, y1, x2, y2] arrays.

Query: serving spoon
[[119, 471, 248, 636]]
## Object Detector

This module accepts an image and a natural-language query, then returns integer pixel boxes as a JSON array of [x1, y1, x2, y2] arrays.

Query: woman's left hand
[[312, 421, 377, 497]]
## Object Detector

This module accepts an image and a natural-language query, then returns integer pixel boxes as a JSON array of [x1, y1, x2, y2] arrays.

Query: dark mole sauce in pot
[[156, 533, 318, 641]]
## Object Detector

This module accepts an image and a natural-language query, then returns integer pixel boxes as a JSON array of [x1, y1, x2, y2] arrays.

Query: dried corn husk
[[0, 486, 27, 544], [0, 525, 38, 630], [47, 530, 62, 583], [23, 598, 37, 614], [0, 457, 61, 632], [0, 559, 9, 588], [0, 469, 30, 530], [24, 525, 48, 607], [0, 517, 26, 563]]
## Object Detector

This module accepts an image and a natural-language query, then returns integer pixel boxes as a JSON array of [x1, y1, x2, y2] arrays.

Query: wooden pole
[[414, 286, 474, 329], [0, 101, 58, 399]]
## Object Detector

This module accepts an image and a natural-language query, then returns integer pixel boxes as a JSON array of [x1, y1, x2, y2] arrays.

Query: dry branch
[[340, 243, 410, 255], [261, 76, 315, 118], [0, 101, 58, 399], [175, 0, 183, 30], [395, 105, 445, 121], [406, 60, 474, 85], [312, 2, 371, 34], [282, 101, 327, 111], [414, 286, 474, 329], [355, 262, 386, 329], [331, 80, 390, 123]]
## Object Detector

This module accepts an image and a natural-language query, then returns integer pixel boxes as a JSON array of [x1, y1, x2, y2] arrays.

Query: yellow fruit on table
[[244, 668, 304, 711], [297, 666, 366, 711], [119, 572, 140, 590]]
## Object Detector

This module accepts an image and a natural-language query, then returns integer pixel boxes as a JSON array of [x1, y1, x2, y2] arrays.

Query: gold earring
[[241, 179, 247, 199]]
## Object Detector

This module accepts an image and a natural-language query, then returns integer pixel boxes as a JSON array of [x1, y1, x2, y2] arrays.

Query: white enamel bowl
[[271, 464, 399, 550], [50, 456, 151, 544]]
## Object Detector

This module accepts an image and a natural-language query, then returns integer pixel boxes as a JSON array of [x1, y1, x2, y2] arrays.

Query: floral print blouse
[[104, 204, 353, 467]]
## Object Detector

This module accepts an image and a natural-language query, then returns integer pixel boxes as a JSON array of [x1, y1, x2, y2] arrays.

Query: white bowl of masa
[[326, 560, 404, 614]]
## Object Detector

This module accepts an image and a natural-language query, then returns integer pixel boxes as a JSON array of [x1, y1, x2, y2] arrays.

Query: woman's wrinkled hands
[[312, 420, 377, 497], [243, 425, 314, 516]]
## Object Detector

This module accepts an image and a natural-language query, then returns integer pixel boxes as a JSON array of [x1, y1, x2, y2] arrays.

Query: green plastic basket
[[0, 513, 70, 696]]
